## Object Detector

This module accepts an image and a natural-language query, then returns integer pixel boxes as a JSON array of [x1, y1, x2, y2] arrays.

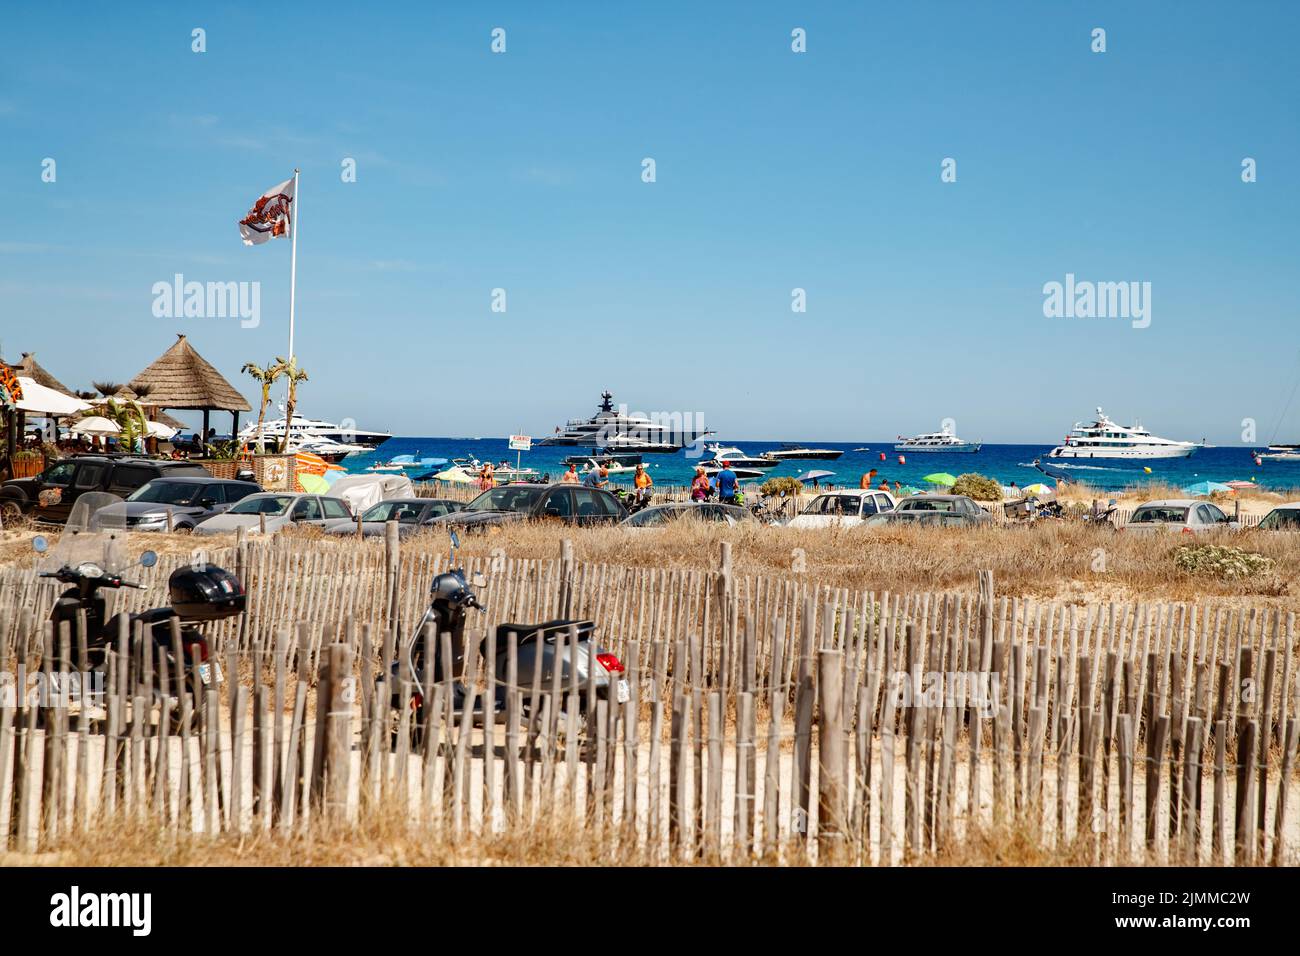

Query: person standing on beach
[[584, 464, 610, 489], [690, 466, 709, 501], [479, 461, 496, 491], [716, 460, 739, 504], [633, 462, 653, 504], [561, 463, 579, 483], [860, 468, 877, 489]]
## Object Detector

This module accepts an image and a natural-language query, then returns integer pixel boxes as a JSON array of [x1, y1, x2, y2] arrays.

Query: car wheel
[[0, 499, 26, 528]]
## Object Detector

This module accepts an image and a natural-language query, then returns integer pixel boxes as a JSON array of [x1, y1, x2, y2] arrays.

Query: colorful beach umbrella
[[795, 469, 835, 483], [1022, 482, 1054, 495], [297, 473, 331, 494], [922, 472, 957, 486], [1181, 481, 1232, 496], [432, 466, 477, 484]]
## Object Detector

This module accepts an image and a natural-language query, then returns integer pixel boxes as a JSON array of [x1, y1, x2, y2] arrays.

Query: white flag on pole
[[238, 177, 295, 246]]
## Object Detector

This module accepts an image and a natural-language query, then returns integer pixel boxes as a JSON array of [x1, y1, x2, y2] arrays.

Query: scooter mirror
[[140, 550, 158, 569], [32, 536, 48, 554], [471, 571, 487, 588]]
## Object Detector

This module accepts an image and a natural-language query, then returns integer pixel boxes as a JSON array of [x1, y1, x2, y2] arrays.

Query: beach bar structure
[[127, 333, 251, 441], [1, 352, 91, 470]]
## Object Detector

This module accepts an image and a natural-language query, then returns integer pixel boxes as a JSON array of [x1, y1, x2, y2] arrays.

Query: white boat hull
[[1047, 445, 1196, 460], [893, 444, 981, 453]]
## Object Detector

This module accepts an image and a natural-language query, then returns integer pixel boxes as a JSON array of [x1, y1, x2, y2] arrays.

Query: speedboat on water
[[760, 443, 843, 461], [1047, 408, 1198, 460], [894, 430, 981, 453], [698, 443, 777, 471]]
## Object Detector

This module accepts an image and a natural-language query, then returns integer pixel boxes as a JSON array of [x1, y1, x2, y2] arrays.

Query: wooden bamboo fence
[[0, 535, 1297, 863]]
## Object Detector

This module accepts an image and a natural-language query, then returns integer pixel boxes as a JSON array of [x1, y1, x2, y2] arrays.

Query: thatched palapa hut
[[128, 333, 251, 440]]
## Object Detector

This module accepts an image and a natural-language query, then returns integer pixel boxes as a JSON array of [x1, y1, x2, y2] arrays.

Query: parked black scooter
[[34, 493, 244, 715], [388, 531, 628, 746]]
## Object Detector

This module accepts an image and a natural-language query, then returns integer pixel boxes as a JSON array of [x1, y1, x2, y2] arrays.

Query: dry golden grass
[[4, 513, 1298, 608]]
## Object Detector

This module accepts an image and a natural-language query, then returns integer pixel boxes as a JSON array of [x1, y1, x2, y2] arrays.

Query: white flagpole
[[288, 167, 300, 362]]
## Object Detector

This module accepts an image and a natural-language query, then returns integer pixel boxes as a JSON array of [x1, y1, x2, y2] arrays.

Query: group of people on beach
[[859, 469, 904, 495]]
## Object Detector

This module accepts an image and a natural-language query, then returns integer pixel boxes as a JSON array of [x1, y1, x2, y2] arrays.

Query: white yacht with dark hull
[[1047, 408, 1198, 460], [539, 391, 712, 451], [240, 414, 391, 450], [760, 443, 844, 462]]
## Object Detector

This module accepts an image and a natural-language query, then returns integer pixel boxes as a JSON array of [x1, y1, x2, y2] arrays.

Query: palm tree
[[272, 356, 308, 453], [93, 396, 149, 452], [91, 380, 122, 398], [241, 360, 281, 453]]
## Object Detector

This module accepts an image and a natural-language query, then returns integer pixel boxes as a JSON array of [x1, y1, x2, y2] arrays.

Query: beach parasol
[[922, 472, 957, 486], [1225, 480, 1256, 490], [1181, 480, 1232, 496], [1022, 482, 1054, 496], [432, 466, 477, 484], [297, 473, 331, 494], [795, 470, 835, 483], [70, 416, 120, 436], [146, 420, 178, 439]]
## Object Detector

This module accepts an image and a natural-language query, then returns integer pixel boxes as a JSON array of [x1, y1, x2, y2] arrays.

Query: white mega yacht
[[1047, 408, 1198, 460], [538, 390, 712, 451], [239, 414, 391, 451]]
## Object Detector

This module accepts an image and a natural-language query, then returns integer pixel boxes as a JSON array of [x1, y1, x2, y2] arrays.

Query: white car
[[786, 490, 898, 529], [193, 492, 352, 536], [1122, 499, 1238, 535]]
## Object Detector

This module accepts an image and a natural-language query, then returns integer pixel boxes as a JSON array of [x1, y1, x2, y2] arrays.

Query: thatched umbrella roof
[[128, 334, 251, 413], [14, 353, 77, 398]]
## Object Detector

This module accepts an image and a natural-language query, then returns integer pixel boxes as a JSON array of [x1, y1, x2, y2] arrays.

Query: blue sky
[[2, 1, 1297, 444]]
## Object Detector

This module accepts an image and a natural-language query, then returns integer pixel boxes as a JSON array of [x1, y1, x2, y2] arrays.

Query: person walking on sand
[[860, 468, 877, 489], [561, 463, 579, 483], [716, 460, 739, 504], [690, 466, 709, 501]]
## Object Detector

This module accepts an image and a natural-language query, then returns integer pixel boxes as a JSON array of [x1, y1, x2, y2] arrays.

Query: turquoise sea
[[340, 439, 1300, 495]]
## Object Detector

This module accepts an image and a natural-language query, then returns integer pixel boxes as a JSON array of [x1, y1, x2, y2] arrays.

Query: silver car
[[1257, 503, 1300, 531], [193, 492, 352, 536], [1122, 499, 1238, 535], [865, 494, 993, 528], [96, 477, 261, 532]]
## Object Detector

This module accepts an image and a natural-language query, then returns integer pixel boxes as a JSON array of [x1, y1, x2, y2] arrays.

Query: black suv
[[0, 456, 212, 524], [427, 483, 628, 531]]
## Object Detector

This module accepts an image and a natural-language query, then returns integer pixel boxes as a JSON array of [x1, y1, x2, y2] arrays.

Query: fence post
[[384, 520, 401, 632], [817, 650, 845, 859]]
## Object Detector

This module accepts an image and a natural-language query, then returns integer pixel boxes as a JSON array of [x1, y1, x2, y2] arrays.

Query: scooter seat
[[495, 619, 595, 645]]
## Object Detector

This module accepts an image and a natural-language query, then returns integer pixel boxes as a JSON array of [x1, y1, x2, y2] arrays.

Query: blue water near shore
[[341, 439, 1300, 494]]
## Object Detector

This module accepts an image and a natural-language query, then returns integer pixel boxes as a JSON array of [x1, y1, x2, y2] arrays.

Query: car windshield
[[1131, 507, 1188, 524], [897, 499, 957, 512], [1260, 509, 1300, 530], [362, 501, 424, 523], [228, 495, 295, 516], [465, 487, 545, 513], [126, 480, 202, 505]]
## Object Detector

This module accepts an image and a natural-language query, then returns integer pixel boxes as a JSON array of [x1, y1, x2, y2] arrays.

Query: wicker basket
[[191, 458, 253, 480], [251, 454, 297, 491]]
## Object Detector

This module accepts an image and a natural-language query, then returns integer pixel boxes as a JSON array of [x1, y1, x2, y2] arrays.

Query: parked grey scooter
[[387, 532, 628, 746]]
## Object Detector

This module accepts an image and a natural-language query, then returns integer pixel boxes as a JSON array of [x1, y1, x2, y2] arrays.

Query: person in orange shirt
[[633, 462, 653, 506]]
